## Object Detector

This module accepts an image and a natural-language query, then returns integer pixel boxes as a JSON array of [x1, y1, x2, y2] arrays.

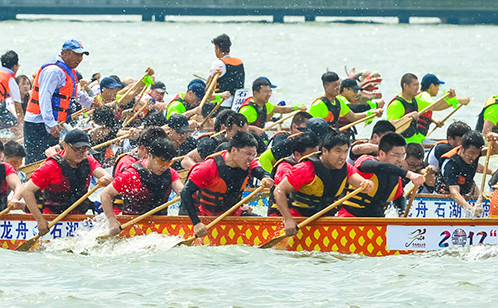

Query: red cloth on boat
[[287, 160, 355, 191], [0, 162, 16, 194], [30, 150, 101, 190], [337, 208, 356, 217]]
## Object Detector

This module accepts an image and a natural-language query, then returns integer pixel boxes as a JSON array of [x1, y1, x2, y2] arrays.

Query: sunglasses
[[154, 156, 172, 167]]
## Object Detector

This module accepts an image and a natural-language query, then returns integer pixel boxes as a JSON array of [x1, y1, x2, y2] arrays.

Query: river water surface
[[1, 15, 498, 307]]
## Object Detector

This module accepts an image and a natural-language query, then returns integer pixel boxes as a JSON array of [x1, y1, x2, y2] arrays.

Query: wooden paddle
[[259, 184, 367, 249], [475, 140, 494, 215], [339, 114, 377, 132], [122, 100, 151, 128], [197, 71, 221, 112], [117, 67, 154, 107], [175, 186, 265, 247], [97, 196, 181, 242], [16, 183, 102, 252], [0, 204, 13, 217], [193, 74, 207, 81], [92, 133, 131, 150], [131, 84, 150, 111], [395, 93, 450, 134], [425, 104, 464, 138], [199, 99, 225, 130], [211, 129, 226, 138], [403, 174, 427, 217], [262, 110, 300, 133]]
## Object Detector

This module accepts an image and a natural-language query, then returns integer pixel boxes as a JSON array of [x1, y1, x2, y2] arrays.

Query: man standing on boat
[[23, 129, 113, 236], [309, 72, 383, 129], [339, 133, 425, 217], [387, 73, 461, 144], [273, 131, 374, 236], [207, 34, 243, 110], [181, 131, 273, 238], [238, 77, 307, 135], [434, 131, 498, 217], [102, 138, 183, 236], [24, 39, 97, 164]]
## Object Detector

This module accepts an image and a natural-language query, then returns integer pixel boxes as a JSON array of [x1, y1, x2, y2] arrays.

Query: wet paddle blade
[[259, 234, 286, 249], [174, 237, 196, 247], [16, 236, 39, 252]]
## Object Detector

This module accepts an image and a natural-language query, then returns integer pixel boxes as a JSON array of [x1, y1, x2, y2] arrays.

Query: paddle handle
[[403, 186, 418, 218], [122, 100, 150, 128], [205, 186, 265, 229], [296, 184, 366, 229], [0, 204, 13, 217], [211, 129, 226, 138], [477, 140, 494, 206], [418, 93, 451, 115], [199, 99, 225, 129], [172, 155, 185, 163], [193, 74, 207, 81], [120, 196, 181, 230], [339, 114, 376, 132], [117, 67, 153, 105], [198, 71, 221, 111], [425, 104, 463, 138], [91, 133, 131, 150], [262, 110, 300, 132], [395, 93, 450, 134]]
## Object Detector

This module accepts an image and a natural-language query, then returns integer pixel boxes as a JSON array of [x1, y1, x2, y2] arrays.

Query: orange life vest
[[27, 58, 77, 122], [0, 67, 14, 104]]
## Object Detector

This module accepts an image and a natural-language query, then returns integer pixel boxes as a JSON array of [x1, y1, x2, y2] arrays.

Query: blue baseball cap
[[421, 74, 445, 87], [256, 76, 277, 89], [62, 39, 89, 55], [188, 80, 206, 101], [100, 77, 120, 89]]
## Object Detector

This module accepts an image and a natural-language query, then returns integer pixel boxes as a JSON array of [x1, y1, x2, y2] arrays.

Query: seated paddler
[[273, 130, 374, 237], [181, 131, 274, 238], [101, 138, 183, 236], [339, 133, 425, 218], [23, 129, 113, 236]]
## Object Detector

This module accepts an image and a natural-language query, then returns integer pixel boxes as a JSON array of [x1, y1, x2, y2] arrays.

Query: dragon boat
[[0, 191, 496, 257]]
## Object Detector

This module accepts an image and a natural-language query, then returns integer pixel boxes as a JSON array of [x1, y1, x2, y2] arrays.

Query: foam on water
[[40, 214, 183, 257]]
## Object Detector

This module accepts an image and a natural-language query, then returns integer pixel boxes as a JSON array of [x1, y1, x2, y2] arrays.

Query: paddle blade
[[259, 234, 286, 249], [395, 117, 412, 134], [174, 236, 196, 247], [15, 236, 39, 252]]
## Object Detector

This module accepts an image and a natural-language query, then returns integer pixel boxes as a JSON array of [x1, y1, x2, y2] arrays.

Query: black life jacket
[[289, 153, 348, 217], [43, 154, 91, 214], [476, 95, 498, 132], [112, 151, 140, 178], [196, 153, 249, 214], [122, 163, 173, 215], [435, 146, 478, 195], [319, 96, 341, 129], [0, 163, 7, 210], [268, 156, 298, 216], [342, 157, 401, 217], [217, 57, 245, 96], [389, 95, 419, 138], [239, 98, 267, 128]]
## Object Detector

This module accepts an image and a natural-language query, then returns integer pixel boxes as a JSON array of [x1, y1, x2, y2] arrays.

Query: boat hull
[[2, 214, 498, 256]]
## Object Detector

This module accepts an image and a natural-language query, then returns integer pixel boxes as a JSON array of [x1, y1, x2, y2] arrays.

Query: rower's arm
[[274, 178, 298, 237], [248, 125, 265, 135], [180, 180, 202, 226], [92, 167, 113, 186], [448, 185, 473, 212], [352, 143, 378, 156], [171, 179, 184, 196], [6, 173, 24, 210], [100, 184, 121, 236], [23, 180, 49, 236], [181, 148, 202, 170], [347, 173, 374, 194]]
